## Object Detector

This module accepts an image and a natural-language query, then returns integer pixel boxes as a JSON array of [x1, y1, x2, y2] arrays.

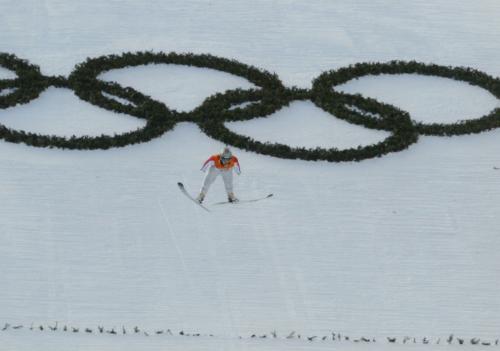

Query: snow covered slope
[[1, 1, 500, 350]]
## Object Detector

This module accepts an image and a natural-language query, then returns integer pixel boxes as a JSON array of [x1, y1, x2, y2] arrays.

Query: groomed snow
[[1, 1, 500, 350]]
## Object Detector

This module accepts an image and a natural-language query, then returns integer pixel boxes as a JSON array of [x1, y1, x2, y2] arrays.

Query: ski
[[177, 182, 210, 212], [212, 193, 273, 205]]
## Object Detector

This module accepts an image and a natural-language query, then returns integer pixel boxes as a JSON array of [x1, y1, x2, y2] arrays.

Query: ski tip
[[267, 194, 274, 198]]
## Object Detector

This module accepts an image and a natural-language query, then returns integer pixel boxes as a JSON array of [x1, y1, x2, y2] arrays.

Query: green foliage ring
[[312, 61, 500, 136], [200, 87, 419, 162], [68, 51, 285, 117], [0, 53, 48, 108]]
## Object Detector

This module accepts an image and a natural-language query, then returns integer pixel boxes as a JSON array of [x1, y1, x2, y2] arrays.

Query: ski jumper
[[200, 154, 241, 196]]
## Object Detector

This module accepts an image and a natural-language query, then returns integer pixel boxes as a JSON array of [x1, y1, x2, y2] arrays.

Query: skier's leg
[[198, 167, 219, 202], [221, 170, 238, 202]]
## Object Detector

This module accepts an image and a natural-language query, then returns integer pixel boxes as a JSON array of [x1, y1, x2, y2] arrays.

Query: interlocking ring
[[312, 61, 500, 136], [0, 52, 499, 161], [0, 53, 48, 108]]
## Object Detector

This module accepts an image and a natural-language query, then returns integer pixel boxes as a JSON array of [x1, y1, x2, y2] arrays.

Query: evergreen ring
[[312, 61, 500, 136]]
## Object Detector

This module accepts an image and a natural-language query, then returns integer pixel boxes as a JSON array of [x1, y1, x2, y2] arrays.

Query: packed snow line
[[1, 322, 498, 347], [101, 91, 137, 107]]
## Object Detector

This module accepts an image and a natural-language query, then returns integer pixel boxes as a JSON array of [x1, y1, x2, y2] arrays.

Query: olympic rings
[[0, 51, 499, 161]]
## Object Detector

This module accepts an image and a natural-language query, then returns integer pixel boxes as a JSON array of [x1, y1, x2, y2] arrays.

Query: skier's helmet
[[220, 147, 232, 163]]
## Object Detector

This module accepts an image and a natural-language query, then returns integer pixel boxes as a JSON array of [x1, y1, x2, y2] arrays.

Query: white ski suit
[[200, 154, 241, 196]]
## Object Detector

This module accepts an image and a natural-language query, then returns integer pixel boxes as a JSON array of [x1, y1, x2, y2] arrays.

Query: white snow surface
[[0, 67, 17, 80], [99, 64, 256, 112], [1, 1, 500, 350]]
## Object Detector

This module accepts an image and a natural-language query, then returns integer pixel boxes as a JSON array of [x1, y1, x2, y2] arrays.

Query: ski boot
[[196, 191, 205, 204], [228, 192, 239, 203]]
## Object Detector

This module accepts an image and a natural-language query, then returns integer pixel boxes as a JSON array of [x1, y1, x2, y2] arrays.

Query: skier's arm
[[201, 158, 214, 172], [233, 158, 241, 175]]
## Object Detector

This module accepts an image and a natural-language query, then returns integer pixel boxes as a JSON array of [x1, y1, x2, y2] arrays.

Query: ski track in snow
[[1, 1, 500, 350]]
